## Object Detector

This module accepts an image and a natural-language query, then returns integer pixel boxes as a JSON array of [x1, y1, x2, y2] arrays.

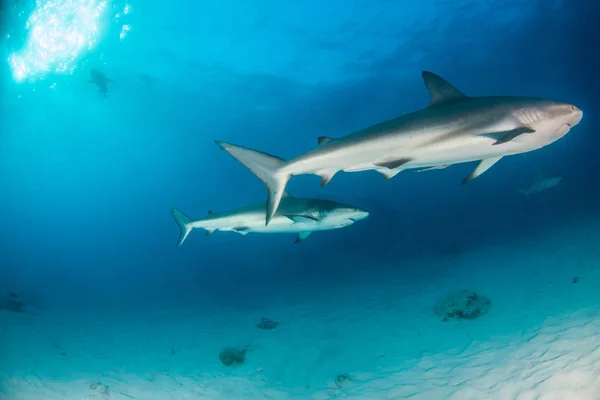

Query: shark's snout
[[569, 106, 583, 127], [549, 103, 583, 138], [352, 209, 370, 221]]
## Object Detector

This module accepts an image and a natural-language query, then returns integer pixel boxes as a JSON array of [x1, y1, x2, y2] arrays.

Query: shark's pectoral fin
[[294, 231, 312, 243], [483, 127, 536, 145], [318, 136, 334, 145], [376, 168, 403, 180], [316, 169, 337, 187], [374, 158, 413, 170], [422, 71, 467, 106], [232, 226, 250, 235], [462, 157, 503, 184], [287, 215, 319, 224], [417, 165, 450, 173]]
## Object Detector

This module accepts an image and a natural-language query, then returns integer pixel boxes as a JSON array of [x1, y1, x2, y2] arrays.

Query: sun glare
[[8, 0, 109, 83]]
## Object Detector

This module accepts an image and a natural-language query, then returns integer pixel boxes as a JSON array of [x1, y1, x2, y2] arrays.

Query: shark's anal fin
[[374, 158, 413, 170], [287, 215, 319, 223], [205, 230, 214, 236], [422, 71, 467, 106], [318, 136, 333, 145], [376, 168, 402, 180], [483, 127, 536, 145], [294, 231, 312, 243], [462, 157, 503, 184]]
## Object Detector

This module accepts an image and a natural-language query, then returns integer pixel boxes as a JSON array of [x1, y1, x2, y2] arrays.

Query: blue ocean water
[[1, 1, 599, 399]]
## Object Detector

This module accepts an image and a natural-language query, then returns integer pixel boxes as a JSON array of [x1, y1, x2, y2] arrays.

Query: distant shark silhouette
[[139, 73, 154, 88], [89, 68, 114, 98], [516, 176, 562, 199]]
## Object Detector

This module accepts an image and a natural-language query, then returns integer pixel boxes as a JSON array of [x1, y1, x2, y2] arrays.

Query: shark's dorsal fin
[[422, 71, 466, 106], [318, 136, 333, 145]]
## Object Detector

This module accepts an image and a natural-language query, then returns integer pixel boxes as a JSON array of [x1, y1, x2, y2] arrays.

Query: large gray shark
[[215, 71, 583, 225], [171, 191, 369, 246]]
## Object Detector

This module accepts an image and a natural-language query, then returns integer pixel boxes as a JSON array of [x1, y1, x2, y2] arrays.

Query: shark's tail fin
[[215, 141, 290, 225], [171, 208, 194, 247]]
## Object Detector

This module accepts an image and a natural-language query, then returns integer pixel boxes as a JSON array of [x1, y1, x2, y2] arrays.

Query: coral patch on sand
[[257, 317, 280, 330], [434, 289, 491, 321], [218, 346, 250, 366], [0, 291, 24, 313]]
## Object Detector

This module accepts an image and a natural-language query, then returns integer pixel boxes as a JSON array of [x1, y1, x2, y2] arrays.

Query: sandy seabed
[[1, 218, 599, 400]]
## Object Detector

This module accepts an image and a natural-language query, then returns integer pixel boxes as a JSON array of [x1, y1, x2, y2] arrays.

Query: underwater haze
[[1, 0, 600, 398]]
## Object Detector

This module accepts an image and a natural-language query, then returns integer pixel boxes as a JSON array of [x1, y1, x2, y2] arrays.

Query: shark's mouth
[[331, 219, 356, 228], [556, 124, 571, 136]]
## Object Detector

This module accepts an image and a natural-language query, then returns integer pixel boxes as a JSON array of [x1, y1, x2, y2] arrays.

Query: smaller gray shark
[[171, 191, 369, 246], [516, 176, 562, 198], [89, 69, 114, 98]]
